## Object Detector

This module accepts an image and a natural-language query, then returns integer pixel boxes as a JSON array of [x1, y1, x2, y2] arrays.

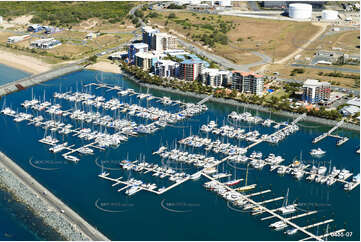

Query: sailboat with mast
[[278, 188, 296, 215]]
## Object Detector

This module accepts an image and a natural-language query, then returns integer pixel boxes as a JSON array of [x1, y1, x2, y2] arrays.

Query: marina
[[312, 119, 349, 146], [0, 70, 359, 241]]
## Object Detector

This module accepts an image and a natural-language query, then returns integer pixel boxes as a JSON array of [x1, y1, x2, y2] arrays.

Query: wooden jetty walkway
[[201, 172, 325, 241]]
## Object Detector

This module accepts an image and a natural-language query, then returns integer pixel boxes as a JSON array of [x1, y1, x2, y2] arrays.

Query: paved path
[[0, 152, 109, 241]]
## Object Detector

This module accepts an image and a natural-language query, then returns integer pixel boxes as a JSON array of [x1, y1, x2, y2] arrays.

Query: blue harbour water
[[0, 64, 30, 85], [0, 67, 359, 241]]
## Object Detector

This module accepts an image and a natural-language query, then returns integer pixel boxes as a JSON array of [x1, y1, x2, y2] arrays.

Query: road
[[177, 39, 247, 71], [291, 63, 360, 74], [0, 152, 109, 241]]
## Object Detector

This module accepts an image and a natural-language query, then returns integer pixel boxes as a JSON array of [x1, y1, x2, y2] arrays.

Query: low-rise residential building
[[302, 79, 331, 104], [231, 71, 264, 96], [43, 26, 62, 34], [179, 59, 203, 81], [201, 68, 231, 88], [128, 43, 148, 64], [135, 52, 162, 71], [154, 59, 179, 78], [30, 38, 61, 49], [7, 35, 31, 44]]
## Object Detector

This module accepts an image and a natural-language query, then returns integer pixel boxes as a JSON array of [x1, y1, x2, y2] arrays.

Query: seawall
[[121, 71, 360, 132], [0, 64, 84, 97], [0, 151, 109, 241]]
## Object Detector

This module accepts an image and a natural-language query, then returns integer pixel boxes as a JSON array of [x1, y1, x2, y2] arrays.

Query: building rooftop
[[156, 59, 178, 66], [341, 105, 360, 115], [181, 59, 203, 65], [135, 52, 161, 59], [232, 70, 263, 78], [303, 79, 330, 87], [142, 26, 159, 33], [131, 43, 148, 49], [347, 98, 360, 107]]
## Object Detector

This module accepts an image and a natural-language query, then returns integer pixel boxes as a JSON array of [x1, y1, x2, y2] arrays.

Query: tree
[[168, 13, 176, 19], [88, 55, 98, 63]]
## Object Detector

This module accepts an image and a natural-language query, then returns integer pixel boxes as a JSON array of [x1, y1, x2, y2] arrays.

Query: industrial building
[[262, 1, 325, 10], [128, 43, 149, 64], [27, 24, 43, 32], [179, 59, 203, 81], [43, 26, 62, 34], [154, 59, 180, 78], [30, 38, 61, 49], [340, 98, 360, 117], [201, 68, 231, 88], [231, 71, 264, 96], [7, 35, 31, 44], [302, 79, 331, 104]]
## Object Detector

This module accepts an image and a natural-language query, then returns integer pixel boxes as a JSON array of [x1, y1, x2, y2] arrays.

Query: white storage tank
[[322, 10, 338, 20], [288, 3, 312, 19]]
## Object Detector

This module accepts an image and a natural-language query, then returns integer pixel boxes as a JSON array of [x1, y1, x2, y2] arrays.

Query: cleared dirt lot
[[148, 10, 321, 64], [262, 64, 359, 89]]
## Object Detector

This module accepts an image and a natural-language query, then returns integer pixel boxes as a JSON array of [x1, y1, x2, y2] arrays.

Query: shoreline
[[120, 71, 360, 132], [0, 49, 53, 74], [86, 61, 123, 74], [0, 151, 109, 241]]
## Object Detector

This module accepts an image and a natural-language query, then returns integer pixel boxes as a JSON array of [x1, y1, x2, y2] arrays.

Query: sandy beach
[[86, 61, 122, 74], [0, 49, 52, 74]]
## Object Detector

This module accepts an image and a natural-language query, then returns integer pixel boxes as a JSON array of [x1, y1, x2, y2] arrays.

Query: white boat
[[310, 148, 326, 156], [49, 142, 68, 153], [125, 186, 141, 196], [317, 166, 327, 175], [203, 167, 217, 174], [63, 155, 80, 162], [279, 188, 296, 215], [270, 221, 288, 230], [285, 228, 298, 235], [190, 172, 201, 180]]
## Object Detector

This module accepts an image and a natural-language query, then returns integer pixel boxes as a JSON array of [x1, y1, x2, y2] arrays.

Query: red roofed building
[[231, 71, 264, 96]]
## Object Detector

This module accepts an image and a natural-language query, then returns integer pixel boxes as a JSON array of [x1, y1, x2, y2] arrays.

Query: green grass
[[0, 2, 134, 26]]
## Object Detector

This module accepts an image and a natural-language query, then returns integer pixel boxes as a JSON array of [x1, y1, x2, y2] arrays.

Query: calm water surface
[[0, 69, 359, 241]]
